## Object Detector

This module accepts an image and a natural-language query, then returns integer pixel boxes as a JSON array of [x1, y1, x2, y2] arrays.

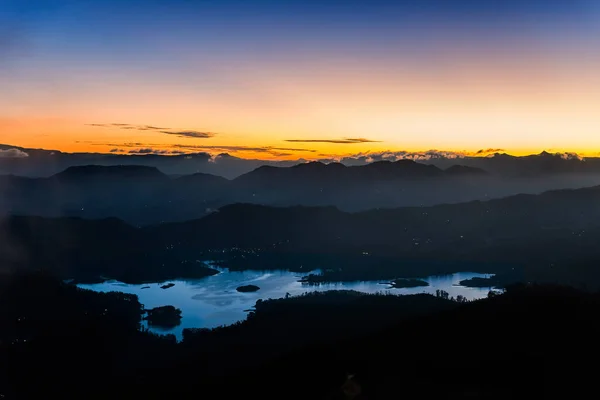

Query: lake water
[[79, 268, 494, 339]]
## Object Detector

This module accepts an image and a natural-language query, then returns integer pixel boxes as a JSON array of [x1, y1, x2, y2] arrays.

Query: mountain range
[[426, 151, 600, 176], [4, 143, 600, 178], [2, 156, 600, 224], [0, 144, 298, 179]]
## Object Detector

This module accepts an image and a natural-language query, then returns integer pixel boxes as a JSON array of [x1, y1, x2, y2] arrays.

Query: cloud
[[119, 125, 171, 131], [109, 148, 121, 153], [285, 138, 381, 144], [87, 123, 217, 138], [333, 150, 468, 164], [100, 141, 317, 156], [558, 152, 583, 160], [102, 142, 157, 147], [126, 148, 193, 155], [86, 123, 170, 131], [330, 149, 589, 165], [171, 144, 317, 156], [161, 130, 216, 139], [0, 148, 29, 158], [144, 125, 168, 130], [128, 148, 155, 154], [91, 140, 576, 163], [476, 148, 505, 155]]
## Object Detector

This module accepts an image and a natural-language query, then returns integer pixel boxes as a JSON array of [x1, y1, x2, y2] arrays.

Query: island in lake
[[144, 305, 182, 328], [459, 272, 521, 289], [389, 279, 429, 289], [237, 285, 260, 293]]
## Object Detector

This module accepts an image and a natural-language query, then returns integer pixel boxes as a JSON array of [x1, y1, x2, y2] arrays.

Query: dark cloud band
[[86, 123, 214, 138], [161, 131, 216, 139], [285, 138, 381, 144]]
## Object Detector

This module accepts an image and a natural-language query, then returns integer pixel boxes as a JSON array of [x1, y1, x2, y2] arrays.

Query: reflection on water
[[79, 268, 494, 339]]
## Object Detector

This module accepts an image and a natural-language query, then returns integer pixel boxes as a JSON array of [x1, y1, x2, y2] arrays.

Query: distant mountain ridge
[[0, 144, 298, 179], [2, 156, 600, 224], [3, 143, 600, 179], [426, 151, 600, 176], [233, 160, 485, 187]]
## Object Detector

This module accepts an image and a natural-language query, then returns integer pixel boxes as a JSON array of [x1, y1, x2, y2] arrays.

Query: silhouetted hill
[[0, 215, 218, 283], [235, 159, 447, 186], [4, 152, 600, 224], [428, 151, 600, 177], [0, 272, 174, 399], [5, 184, 600, 285], [54, 165, 168, 182], [0, 143, 299, 179], [357, 159, 444, 179], [0, 165, 230, 225], [159, 184, 600, 251], [6, 143, 600, 179], [219, 284, 600, 399], [149, 184, 600, 286]]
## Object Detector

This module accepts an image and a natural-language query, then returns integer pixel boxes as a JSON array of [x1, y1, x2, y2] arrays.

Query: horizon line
[[0, 143, 595, 162]]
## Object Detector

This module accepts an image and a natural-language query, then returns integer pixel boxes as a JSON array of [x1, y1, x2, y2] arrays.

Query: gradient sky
[[2, 0, 600, 159]]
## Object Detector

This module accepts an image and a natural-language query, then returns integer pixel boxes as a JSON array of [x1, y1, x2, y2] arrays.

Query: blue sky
[[2, 0, 600, 158]]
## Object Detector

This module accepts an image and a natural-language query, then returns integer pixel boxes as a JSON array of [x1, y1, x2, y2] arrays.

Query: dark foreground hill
[[227, 283, 597, 399], [0, 272, 598, 399]]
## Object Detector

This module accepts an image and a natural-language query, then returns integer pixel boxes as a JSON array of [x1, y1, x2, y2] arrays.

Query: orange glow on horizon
[[2, 125, 599, 162], [3, 45, 600, 159]]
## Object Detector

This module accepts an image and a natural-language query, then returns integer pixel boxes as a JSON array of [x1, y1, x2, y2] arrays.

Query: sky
[[1, 0, 600, 159]]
